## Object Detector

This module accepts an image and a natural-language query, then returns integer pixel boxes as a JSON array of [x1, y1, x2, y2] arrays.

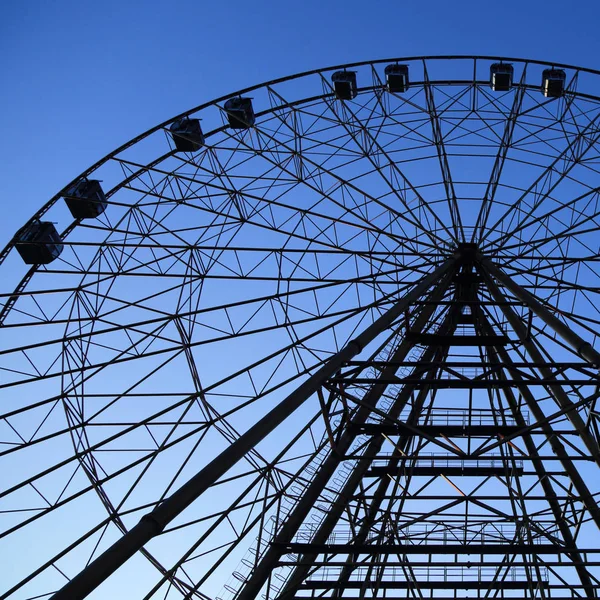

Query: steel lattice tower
[[3, 57, 600, 599], [50, 245, 600, 599]]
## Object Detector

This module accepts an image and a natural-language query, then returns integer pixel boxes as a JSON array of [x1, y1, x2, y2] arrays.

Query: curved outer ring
[[3, 53, 600, 597], [2, 54, 598, 323], [4, 54, 600, 259]]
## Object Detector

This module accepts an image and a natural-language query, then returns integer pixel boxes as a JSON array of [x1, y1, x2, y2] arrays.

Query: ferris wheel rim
[[4, 52, 600, 265], [4, 53, 600, 600], [2, 53, 598, 335]]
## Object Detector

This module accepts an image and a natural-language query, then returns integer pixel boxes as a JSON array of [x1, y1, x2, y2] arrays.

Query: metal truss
[[3, 56, 600, 599]]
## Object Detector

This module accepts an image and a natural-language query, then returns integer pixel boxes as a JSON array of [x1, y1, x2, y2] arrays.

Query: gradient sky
[[2, 0, 600, 248], [3, 2, 600, 597]]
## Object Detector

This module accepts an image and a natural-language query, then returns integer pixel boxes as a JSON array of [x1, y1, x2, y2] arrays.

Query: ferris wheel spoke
[[492, 202, 600, 259], [217, 93, 451, 254], [422, 61, 465, 244], [2, 253, 423, 345], [111, 154, 441, 259], [481, 98, 600, 252], [473, 67, 528, 241], [308, 76, 455, 249], [490, 207, 600, 264], [501, 254, 597, 284], [493, 206, 600, 263], [1, 274, 417, 421], [36, 267, 414, 284], [0, 264, 426, 392], [487, 184, 600, 261], [0, 255, 425, 343], [0, 298, 384, 391]]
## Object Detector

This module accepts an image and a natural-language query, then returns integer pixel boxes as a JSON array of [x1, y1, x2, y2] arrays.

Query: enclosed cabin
[[542, 68, 566, 98], [331, 71, 357, 100], [15, 221, 64, 265], [224, 97, 255, 129], [63, 179, 107, 219], [385, 64, 409, 93], [170, 117, 204, 152], [490, 63, 514, 92]]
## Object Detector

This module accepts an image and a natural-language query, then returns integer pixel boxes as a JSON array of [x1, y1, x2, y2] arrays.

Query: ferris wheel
[[2, 56, 600, 599]]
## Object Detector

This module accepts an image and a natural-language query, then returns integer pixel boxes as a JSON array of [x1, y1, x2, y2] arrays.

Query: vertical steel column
[[477, 269, 600, 532], [50, 256, 458, 600], [484, 341, 596, 597], [479, 255, 600, 366], [323, 345, 455, 598], [278, 323, 456, 599], [478, 263, 600, 467], [236, 268, 457, 600]]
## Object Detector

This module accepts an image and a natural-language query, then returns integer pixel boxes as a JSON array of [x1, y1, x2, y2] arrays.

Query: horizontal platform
[[406, 333, 509, 346], [299, 580, 547, 590], [279, 543, 567, 555], [367, 466, 524, 477], [350, 423, 523, 436], [281, 559, 600, 568], [333, 378, 594, 388]]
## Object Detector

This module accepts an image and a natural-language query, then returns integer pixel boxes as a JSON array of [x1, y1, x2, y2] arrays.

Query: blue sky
[[2, 0, 600, 247], [3, 2, 600, 597]]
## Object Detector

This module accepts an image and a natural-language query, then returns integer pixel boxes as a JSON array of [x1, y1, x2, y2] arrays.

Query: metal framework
[[2, 56, 600, 599]]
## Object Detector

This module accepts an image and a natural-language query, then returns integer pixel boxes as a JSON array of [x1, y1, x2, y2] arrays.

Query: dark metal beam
[[479, 261, 600, 470], [49, 256, 458, 600], [480, 314, 597, 596], [236, 274, 457, 600], [277, 543, 574, 554], [479, 255, 600, 366], [299, 581, 550, 590]]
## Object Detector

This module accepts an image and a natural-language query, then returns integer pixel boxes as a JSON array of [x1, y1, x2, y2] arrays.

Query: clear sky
[[3, 3, 600, 598], [2, 0, 600, 247]]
